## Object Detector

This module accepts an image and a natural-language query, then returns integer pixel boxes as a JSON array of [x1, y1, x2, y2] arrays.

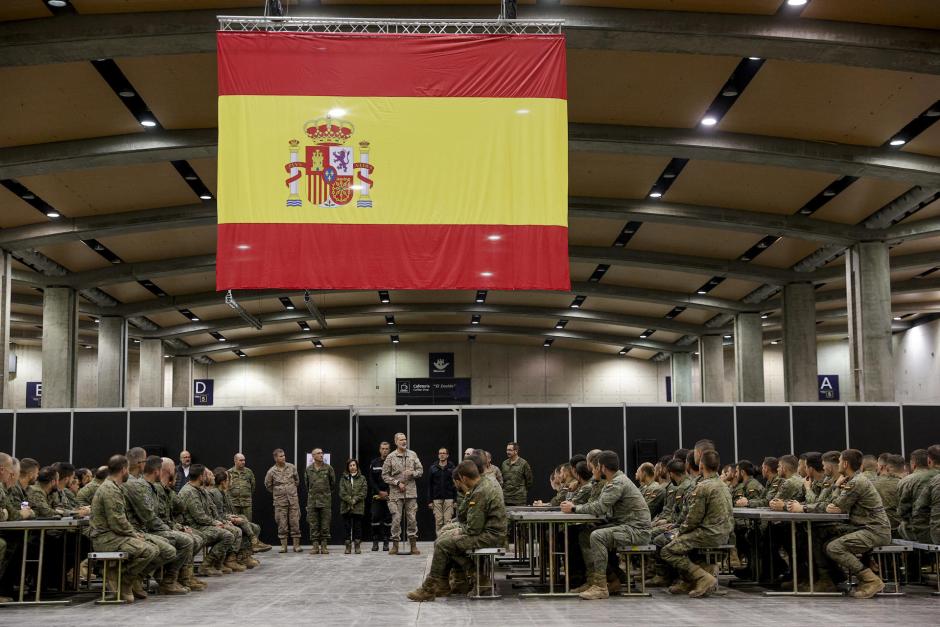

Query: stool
[[911, 541, 940, 595], [87, 552, 128, 604], [872, 544, 912, 595], [468, 547, 504, 599], [618, 545, 657, 597], [696, 544, 735, 574]]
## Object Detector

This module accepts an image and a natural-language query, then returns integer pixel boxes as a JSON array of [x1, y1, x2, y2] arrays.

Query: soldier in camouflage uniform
[[89, 455, 160, 604], [563, 450, 651, 600], [229, 453, 271, 552], [660, 450, 733, 598], [927, 466, 940, 544], [204, 470, 246, 572], [26, 467, 65, 517], [382, 433, 424, 555], [407, 460, 507, 601], [899, 448, 939, 542], [159, 458, 207, 591], [76, 466, 107, 507], [500, 442, 533, 507], [264, 448, 302, 553], [636, 462, 666, 518], [873, 454, 905, 537], [796, 449, 891, 598], [0, 454, 36, 603], [122, 448, 180, 598], [305, 448, 336, 554], [137, 455, 191, 594], [212, 467, 259, 569], [736, 457, 782, 508], [179, 463, 235, 576]]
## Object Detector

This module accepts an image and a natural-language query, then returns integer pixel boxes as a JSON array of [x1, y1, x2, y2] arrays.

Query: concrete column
[[138, 339, 165, 407], [782, 282, 818, 402], [0, 253, 11, 409], [734, 312, 765, 402], [671, 352, 696, 403], [846, 241, 894, 401], [172, 356, 192, 407], [42, 287, 78, 408], [97, 316, 127, 407], [699, 335, 726, 402]]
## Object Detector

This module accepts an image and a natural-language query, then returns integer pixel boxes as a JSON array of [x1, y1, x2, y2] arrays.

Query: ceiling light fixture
[[649, 192, 662, 198], [118, 89, 136, 98], [140, 119, 157, 128], [199, 194, 212, 200], [889, 139, 906, 146], [47, 0, 68, 6], [748, 56, 761, 61], [696, 290, 707, 295], [391, 335, 400, 344], [786, 0, 807, 5], [700, 116, 718, 127], [46, 211, 60, 218]]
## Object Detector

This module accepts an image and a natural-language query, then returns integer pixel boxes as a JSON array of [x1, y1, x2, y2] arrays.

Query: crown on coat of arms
[[304, 116, 355, 145]]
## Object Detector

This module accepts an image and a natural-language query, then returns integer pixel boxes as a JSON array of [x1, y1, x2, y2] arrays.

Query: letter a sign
[[817, 375, 839, 401]]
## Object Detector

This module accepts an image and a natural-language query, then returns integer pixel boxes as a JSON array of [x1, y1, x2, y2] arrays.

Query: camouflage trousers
[[194, 525, 234, 561], [222, 523, 243, 553], [152, 529, 193, 574], [230, 519, 255, 552], [431, 499, 455, 536], [825, 527, 891, 575], [388, 498, 417, 540], [91, 531, 159, 578], [274, 494, 301, 540], [307, 505, 332, 543], [141, 532, 178, 573], [231, 504, 253, 523], [660, 528, 727, 577], [579, 523, 651, 577], [428, 527, 499, 580]]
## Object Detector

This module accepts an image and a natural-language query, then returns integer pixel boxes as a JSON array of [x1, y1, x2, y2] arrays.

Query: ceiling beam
[[0, 203, 215, 251], [569, 125, 940, 188], [140, 302, 727, 340], [570, 245, 807, 284], [168, 324, 693, 358], [2, 6, 937, 75], [4, 124, 939, 186], [570, 197, 874, 246], [13, 254, 215, 289]]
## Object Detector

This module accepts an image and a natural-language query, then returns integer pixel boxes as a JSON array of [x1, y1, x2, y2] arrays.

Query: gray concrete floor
[[1, 543, 935, 625]]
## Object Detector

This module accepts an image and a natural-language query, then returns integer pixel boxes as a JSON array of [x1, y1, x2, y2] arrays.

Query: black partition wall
[[0, 411, 12, 453], [792, 405, 846, 455], [460, 407, 513, 460], [681, 405, 734, 465], [409, 412, 459, 541], [735, 405, 791, 463], [298, 408, 351, 544], [356, 413, 407, 544], [516, 406, 568, 503], [900, 405, 940, 457], [847, 405, 902, 456], [625, 406, 680, 473], [73, 410, 127, 469], [129, 410, 184, 459], [186, 409, 240, 471], [14, 411, 70, 464], [571, 405, 625, 469], [243, 409, 296, 545]]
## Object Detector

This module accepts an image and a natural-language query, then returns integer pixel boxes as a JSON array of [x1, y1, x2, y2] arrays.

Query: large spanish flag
[[216, 31, 569, 290]]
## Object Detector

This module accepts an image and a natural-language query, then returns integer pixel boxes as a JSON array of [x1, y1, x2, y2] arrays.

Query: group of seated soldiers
[[0, 448, 270, 604]]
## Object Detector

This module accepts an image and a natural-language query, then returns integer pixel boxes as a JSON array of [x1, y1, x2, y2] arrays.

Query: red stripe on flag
[[218, 32, 566, 99], [217, 223, 570, 290]]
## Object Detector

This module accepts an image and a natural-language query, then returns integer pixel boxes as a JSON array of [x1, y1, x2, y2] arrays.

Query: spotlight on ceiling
[[225, 290, 262, 330], [46, 211, 60, 218], [649, 192, 662, 198], [889, 139, 907, 147], [786, 0, 808, 6], [700, 116, 718, 127]]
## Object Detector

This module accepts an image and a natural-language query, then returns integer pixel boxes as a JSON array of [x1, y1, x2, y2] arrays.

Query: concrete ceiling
[[1, 0, 940, 362]]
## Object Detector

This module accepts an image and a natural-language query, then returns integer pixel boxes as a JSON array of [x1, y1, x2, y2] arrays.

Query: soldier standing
[[500, 442, 533, 506], [264, 448, 302, 553], [229, 453, 271, 552], [305, 448, 336, 555], [369, 441, 392, 551], [382, 432, 423, 555], [89, 455, 159, 604]]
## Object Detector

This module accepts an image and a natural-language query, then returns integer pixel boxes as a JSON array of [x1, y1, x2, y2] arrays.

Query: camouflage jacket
[[76, 478, 102, 507], [832, 473, 890, 538], [339, 472, 368, 515], [264, 463, 299, 498], [179, 483, 220, 528], [462, 477, 507, 540], [227, 466, 256, 507], [776, 475, 806, 502], [26, 484, 61, 518], [748, 475, 782, 508], [910, 469, 940, 541], [305, 463, 336, 507], [575, 471, 651, 532], [872, 473, 901, 533], [148, 479, 182, 531], [122, 474, 159, 532], [500, 457, 533, 506], [899, 468, 938, 539], [733, 477, 764, 503], [641, 480, 667, 518], [382, 449, 423, 501], [679, 476, 733, 540], [89, 478, 137, 538], [927, 474, 940, 544]]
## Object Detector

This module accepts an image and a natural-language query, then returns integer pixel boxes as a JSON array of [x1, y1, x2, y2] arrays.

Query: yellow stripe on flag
[[218, 96, 567, 227]]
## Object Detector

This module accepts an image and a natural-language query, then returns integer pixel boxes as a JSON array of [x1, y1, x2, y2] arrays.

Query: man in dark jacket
[[368, 442, 392, 551], [174, 450, 192, 492], [428, 448, 456, 536]]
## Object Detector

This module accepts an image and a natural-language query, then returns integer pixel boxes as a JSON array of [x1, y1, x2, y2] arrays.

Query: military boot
[[218, 555, 233, 575], [409, 538, 420, 555], [648, 574, 673, 587], [321, 541, 330, 555], [198, 555, 223, 577], [688, 564, 718, 598], [812, 572, 839, 593], [578, 573, 610, 600], [225, 553, 246, 572], [382, 540, 389, 551], [293, 538, 304, 553], [851, 568, 885, 599], [158, 569, 189, 595], [180, 565, 207, 591], [729, 547, 742, 570], [310, 543, 320, 555], [120, 578, 136, 603], [344, 541, 352, 555], [354, 541, 362, 554], [389, 541, 399, 555], [279, 540, 288, 553], [571, 575, 595, 594], [131, 576, 149, 599], [407, 576, 450, 602], [606, 571, 622, 594], [252, 537, 272, 553], [450, 571, 472, 595], [371, 539, 379, 551], [668, 576, 692, 595], [238, 549, 258, 569]]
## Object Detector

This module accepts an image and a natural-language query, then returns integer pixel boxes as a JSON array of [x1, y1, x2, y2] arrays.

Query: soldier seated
[[407, 460, 506, 602]]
